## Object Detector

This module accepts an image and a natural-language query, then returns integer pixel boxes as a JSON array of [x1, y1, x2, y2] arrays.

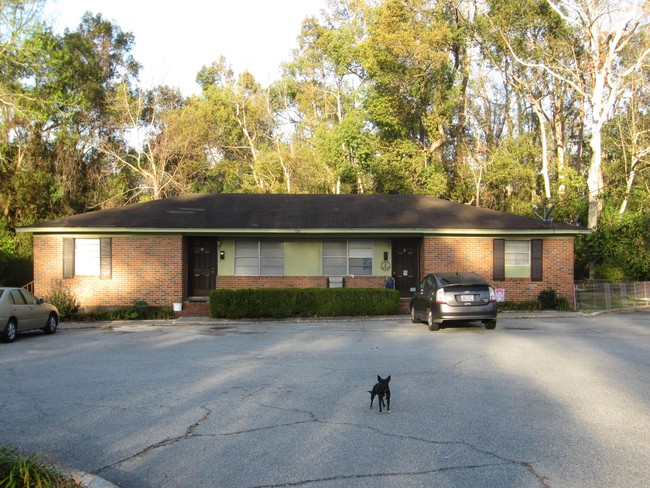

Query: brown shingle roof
[[18, 193, 587, 235]]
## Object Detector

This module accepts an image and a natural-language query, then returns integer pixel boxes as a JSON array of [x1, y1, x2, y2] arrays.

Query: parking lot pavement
[[1, 311, 649, 488]]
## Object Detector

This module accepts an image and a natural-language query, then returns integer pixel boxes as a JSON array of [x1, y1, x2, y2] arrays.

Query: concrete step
[[175, 300, 209, 317]]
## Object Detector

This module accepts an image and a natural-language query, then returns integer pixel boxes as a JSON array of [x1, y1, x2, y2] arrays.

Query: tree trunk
[[619, 157, 638, 215], [587, 127, 604, 229], [531, 100, 551, 201], [553, 93, 566, 196]]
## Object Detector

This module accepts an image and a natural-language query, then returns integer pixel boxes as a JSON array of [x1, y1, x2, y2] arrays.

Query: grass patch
[[0, 446, 80, 487]]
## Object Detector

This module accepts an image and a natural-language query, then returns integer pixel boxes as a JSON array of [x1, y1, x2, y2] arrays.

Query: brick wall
[[421, 236, 575, 305], [34, 235, 184, 310]]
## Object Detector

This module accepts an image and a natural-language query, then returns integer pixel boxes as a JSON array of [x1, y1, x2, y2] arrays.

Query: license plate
[[460, 294, 475, 302]]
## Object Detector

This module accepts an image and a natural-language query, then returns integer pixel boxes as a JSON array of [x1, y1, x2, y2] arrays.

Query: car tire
[[43, 314, 58, 335], [485, 319, 497, 330], [427, 308, 440, 331], [2, 319, 17, 343], [410, 307, 419, 324]]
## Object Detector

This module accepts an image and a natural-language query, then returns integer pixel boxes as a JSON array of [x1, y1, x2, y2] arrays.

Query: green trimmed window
[[234, 240, 284, 276], [323, 240, 373, 276]]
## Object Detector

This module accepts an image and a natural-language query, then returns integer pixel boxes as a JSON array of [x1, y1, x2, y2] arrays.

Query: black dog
[[369, 375, 391, 413]]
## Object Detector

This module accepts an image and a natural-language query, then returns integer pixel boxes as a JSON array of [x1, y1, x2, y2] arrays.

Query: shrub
[[44, 282, 80, 321], [209, 288, 400, 319], [594, 263, 628, 282], [0, 446, 79, 487], [556, 297, 572, 311], [77, 304, 175, 322], [497, 300, 541, 312], [537, 289, 559, 310]]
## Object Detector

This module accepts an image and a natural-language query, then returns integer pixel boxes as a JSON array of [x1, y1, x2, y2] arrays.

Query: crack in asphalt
[[94, 406, 212, 475], [94, 401, 550, 488], [247, 461, 518, 488]]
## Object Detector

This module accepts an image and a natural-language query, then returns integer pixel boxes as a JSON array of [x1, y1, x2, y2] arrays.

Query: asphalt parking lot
[[1, 311, 649, 488]]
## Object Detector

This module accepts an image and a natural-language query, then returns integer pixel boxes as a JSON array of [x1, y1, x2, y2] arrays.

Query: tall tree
[[282, 0, 370, 193], [500, 0, 650, 228], [603, 66, 650, 215], [478, 0, 586, 208], [197, 58, 298, 193], [101, 84, 211, 201], [361, 0, 454, 156]]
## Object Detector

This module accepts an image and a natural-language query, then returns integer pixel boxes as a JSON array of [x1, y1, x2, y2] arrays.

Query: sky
[[43, 0, 327, 96]]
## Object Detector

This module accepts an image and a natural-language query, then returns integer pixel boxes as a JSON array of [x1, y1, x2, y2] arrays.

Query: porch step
[[176, 300, 210, 317], [397, 298, 411, 315]]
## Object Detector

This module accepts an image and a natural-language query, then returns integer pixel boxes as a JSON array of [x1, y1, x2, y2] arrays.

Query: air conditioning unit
[[328, 276, 344, 288]]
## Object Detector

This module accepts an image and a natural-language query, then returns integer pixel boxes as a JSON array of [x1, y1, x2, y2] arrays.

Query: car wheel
[[2, 319, 17, 343], [43, 314, 58, 335], [427, 308, 440, 331], [410, 306, 419, 324], [485, 319, 497, 330]]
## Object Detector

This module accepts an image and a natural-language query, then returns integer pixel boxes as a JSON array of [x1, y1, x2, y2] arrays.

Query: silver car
[[410, 272, 497, 331], [0, 287, 59, 343]]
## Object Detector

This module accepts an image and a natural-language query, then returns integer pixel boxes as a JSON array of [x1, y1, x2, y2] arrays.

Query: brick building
[[18, 193, 589, 315]]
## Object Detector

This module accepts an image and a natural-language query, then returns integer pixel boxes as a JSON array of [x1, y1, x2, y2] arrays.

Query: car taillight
[[488, 287, 496, 303], [435, 288, 446, 304]]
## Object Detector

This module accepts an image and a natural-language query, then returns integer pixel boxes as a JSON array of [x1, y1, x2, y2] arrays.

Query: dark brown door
[[392, 239, 420, 297], [188, 238, 217, 297]]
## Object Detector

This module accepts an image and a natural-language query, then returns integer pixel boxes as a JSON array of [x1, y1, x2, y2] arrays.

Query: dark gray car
[[410, 272, 497, 331]]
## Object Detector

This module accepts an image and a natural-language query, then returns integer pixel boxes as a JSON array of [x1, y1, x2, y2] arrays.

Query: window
[[9, 289, 26, 305], [323, 239, 373, 276], [234, 240, 284, 276], [323, 241, 347, 275], [19, 289, 39, 305], [493, 239, 542, 281], [75, 239, 101, 276], [505, 240, 531, 278], [63, 238, 112, 279], [505, 240, 530, 265]]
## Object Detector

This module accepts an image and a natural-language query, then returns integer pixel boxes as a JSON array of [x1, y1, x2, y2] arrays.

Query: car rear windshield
[[438, 273, 487, 286]]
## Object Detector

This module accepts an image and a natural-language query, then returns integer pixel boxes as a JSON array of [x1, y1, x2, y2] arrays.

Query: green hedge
[[209, 288, 401, 319]]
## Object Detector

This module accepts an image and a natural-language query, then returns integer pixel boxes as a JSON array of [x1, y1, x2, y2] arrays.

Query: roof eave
[[17, 226, 592, 236]]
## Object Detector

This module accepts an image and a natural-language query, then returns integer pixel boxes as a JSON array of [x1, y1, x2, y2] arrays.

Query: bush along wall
[[496, 288, 572, 312], [209, 288, 401, 319]]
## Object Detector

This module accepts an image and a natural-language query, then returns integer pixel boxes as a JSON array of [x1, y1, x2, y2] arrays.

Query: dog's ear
[[386, 376, 391, 382], [377, 375, 382, 383]]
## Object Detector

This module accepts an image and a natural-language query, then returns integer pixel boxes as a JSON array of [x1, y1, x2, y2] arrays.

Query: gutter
[[16, 226, 592, 237]]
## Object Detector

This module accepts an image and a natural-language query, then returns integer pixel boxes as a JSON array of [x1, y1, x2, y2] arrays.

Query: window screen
[[260, 241, 284, 276], [323, 240, 373, 275], [348, 240, 372, 275], [505, 241, 530, 266], [504, 240, 531, 278], [235, 240, 284, 276], [323, 240, 347, 275]]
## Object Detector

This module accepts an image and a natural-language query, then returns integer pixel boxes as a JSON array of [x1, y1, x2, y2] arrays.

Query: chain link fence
[[574, 281, 650, 311]]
